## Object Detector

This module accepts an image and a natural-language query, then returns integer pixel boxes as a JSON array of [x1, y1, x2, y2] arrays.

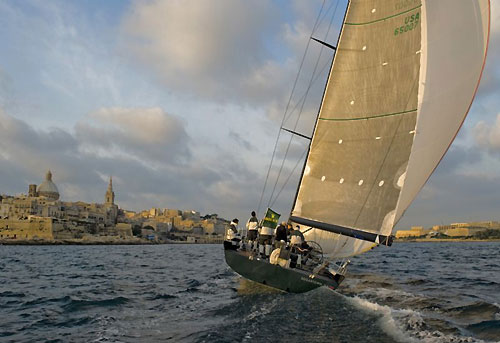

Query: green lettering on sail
[[394, 12, 420, 36]]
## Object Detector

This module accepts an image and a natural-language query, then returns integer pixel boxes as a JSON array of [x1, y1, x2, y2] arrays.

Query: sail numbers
[[395, 0, 420, 11], [394, 12, 420, 36]]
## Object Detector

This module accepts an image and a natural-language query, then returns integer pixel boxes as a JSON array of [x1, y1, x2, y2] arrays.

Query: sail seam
[[319, 108, 417, 121], [345, 5, 422, 26]]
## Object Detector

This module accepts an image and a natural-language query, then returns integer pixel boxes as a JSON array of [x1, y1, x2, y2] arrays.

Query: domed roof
[[37, 170, 60, 200]]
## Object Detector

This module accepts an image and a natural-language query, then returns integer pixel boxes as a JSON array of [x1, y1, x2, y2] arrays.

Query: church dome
[[37, 170, 60, 200]]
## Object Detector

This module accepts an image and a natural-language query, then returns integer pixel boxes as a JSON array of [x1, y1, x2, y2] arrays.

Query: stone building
[[37, 170, 60, 200], [0, 217, 54, 240], [395, 226, 429, 238], [0, 171, 129, 240]]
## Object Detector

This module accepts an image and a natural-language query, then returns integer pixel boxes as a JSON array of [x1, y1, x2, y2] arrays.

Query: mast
[[290, 1, 351, 218]]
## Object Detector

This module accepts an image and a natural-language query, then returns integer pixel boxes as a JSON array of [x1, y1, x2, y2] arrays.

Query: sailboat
[[225, 0, 490, 293]]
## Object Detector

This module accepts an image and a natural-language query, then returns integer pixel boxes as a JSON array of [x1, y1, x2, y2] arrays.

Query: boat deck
[[224, 243, 345, 293]]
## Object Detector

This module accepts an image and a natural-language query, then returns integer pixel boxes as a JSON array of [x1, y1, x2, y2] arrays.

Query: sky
[[0, 0, 499, 230]]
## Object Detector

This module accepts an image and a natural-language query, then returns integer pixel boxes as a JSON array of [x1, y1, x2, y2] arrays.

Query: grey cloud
[[472, 114, 500, 153], [476, 4, 500, 98], [121, 0, 284, 105], [398, 168, 500, 229], [430, 144, 482, 174], [0, 108, 270, 221], [120, 0, 339, 119], [228, 130, 255, 151], [396, 145, 498, 229], [276, 138, 308, 161], [75, 107, 190, 165]]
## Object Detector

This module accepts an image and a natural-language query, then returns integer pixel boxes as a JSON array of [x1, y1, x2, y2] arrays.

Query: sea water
[[0, 242, 499, 342]]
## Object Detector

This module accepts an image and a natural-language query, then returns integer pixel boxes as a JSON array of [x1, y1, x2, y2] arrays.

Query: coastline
[[394, 238, 500, 243], [3, 238, 499, 246], [0, 238, 155, 245], [0, 238, 222, 245]]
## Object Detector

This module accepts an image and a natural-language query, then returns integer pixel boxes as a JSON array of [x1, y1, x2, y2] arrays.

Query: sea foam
[[347, 296, 489, 343]]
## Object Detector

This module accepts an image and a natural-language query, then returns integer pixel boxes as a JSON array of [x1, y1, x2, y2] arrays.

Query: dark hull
[[224, 244, 344, 293]]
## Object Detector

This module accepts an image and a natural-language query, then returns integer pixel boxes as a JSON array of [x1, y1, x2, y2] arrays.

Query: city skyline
[[0, 0, 499, 229]]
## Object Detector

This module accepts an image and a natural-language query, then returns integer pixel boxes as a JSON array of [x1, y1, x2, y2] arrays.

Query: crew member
[[226, 219, 241, 248], [275, 221, 288, 248], [258, 224, 274, 258], [246, 211, 259, 251], [290, 225, 305, 246], [286, 223, 293, 240]]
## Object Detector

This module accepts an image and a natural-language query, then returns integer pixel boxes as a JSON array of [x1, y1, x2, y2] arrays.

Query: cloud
[[396, 144, 497, 229], [0, 107, 269, 220], [472, 113, 500, 153], [76, 107, 190, 165], [228, 130, 255, 151], [476, 1, 500, 98], [120, 0, 342, 112], [397, 167, 500, 228], [121, 0, 284, 104]]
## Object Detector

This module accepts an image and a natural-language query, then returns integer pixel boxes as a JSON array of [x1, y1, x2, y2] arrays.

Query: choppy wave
[[346, 295, 492, 343], [467, 320, 500, 341], [148, 293, 177, 300], [61, 296, 130, 312], [1, 242, 499, 342], [444, 302, 500, 321]]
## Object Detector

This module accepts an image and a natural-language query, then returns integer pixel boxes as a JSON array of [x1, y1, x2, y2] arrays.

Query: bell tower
[[105, 176, 115, 205]]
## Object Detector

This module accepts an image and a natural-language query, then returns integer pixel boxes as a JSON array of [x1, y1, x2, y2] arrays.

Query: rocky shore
[[0, 237, 156, 245], [395, 238, 500, 243]]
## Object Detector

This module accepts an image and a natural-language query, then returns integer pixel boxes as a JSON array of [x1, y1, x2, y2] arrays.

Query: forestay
[[290, 0, 490, 258]]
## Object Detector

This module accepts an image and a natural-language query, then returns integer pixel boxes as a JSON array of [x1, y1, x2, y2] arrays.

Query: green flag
[[261, 208, 280, 229]]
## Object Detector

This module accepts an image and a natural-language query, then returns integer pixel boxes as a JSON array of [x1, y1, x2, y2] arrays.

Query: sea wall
[[0, 217, 54, 240]]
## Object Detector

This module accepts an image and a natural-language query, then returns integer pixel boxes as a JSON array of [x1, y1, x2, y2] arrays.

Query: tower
[[28, 184, 38, 197], [105, 176, 115, 205]]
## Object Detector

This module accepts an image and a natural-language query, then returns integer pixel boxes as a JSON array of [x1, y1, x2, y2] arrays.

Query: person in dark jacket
[[275, 221, 288, 248], [286, 223, 293, 240]]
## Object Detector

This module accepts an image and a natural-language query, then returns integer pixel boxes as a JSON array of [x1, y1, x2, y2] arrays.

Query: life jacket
[[226, 221, 240, 240], [247, 216, 258, 231], [290, 230, 304, 245], [260, 226, 274, 236], [290, 235, 303, 245]]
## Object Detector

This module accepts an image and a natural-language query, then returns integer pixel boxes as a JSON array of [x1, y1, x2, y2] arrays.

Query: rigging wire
[[270, 147, 308, 208], [278, 2, 341, 129], [281, 57, 332, 131], [256, 0, 328, 216], [267, 0, 340, 209]]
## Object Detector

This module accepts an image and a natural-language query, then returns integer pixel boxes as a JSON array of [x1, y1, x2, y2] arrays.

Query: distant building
[[395, 226, 429, 238], [37, 170, 60, 200], [0, 171, 129, 240], [395, 221, 499, 239]]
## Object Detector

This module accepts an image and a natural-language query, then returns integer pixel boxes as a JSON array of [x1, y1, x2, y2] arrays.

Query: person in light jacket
[[258, 224, 274, 258], [226, 219, 241, 247], [246, 211, 259, 251]]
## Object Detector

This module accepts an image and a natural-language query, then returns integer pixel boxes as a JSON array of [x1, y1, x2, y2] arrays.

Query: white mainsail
[[291, 0, 490, 258]]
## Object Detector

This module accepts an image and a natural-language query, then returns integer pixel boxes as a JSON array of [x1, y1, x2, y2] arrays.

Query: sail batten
[[319, 108, 417, 121]]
